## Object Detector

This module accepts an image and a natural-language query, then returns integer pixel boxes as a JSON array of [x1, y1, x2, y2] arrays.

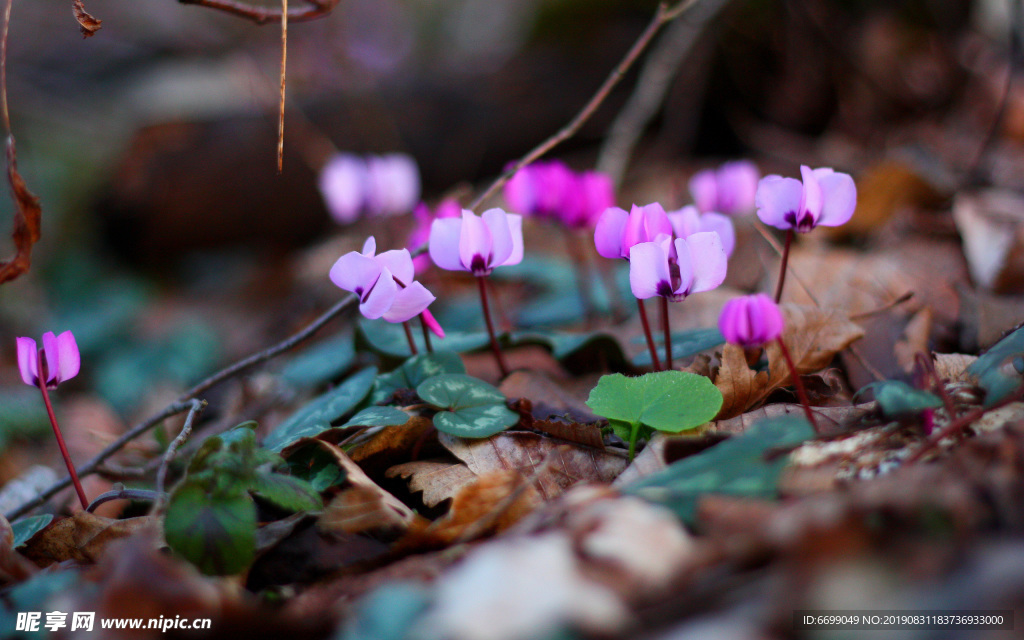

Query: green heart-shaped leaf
[[263, 367, 377, 451], [968, 325, 1024, 407], [586, 371, 722, 434], [372, 351, 465, 404], [340, 406, 410, 429], [857, 380, 942, 418], [250, 471, 323, 513], [417, 374, 519, 438], [164, 481, 256, 576]]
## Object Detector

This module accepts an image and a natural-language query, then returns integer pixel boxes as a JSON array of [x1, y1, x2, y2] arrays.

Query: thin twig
[[87, 487, 165, 514], [154, 399, 207, 507], [468, 0, 701, 211], [5, 293, 357, 520], [1, 0, 11, 134], [177, 0, 339, 25], [277, 0, 288, 172]]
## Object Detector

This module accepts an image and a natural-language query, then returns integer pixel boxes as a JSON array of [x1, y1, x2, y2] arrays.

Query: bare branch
[[177, 0, 340, 25], [154, 399, 207, 506]]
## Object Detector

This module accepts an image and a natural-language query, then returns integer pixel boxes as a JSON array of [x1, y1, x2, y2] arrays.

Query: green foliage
[[164, 423, 322, 576], [371, 351, 466, 404], [358, 318, 491, 359], [417, 373, 520, 438], [631, 327, 725, 367], [625, 416, 816, 525], [510, 330, 630, 373], [856, 380, 942, 418], [337, 582, 433, 640], [339, 406, 410, 429], [968, 326, 1024, 407], [0, 569, 82, 639], [287, 442, 347, 492], [10, 514, 53, 548], [281, 332, 355, 389], [263, 367, 377, 451]]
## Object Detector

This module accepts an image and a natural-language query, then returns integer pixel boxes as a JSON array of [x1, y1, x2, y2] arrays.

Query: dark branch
[[177, 0, 340, 25]]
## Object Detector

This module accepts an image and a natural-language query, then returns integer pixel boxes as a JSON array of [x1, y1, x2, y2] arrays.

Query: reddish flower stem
[[563, 228, 595, 325], [420, 315, 433, 353], [637, 298, 662, 371], [660, 296, 673, 370], [773, 229, 794, 303], [477, 276, 509, 378], [402, 321, 418, 356], [37, 380, 89, 510], [775, 337, 818, 434]]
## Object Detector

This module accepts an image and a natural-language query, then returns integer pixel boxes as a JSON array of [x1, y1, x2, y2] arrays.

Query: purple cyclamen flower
[[429, 208, 524, 277], [330, 237, 436, 323], [410, 199, 462, 274], [17, 331, 80, 389], [364, 153, 421, 217], [594, 203, 673, 260], [689, 160, 760, 216], [718, 293, 785, 348], [563, 171, 614, 229], [667, 205, 736, 256], [504, 161, 574, 220], [628, 232, 727, 302], [319, 153, 368, 224], [755, 165, 856, 233]]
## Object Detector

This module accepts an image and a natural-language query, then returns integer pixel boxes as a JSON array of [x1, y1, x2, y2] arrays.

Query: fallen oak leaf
[[0, 137, 41, 286], [72, 0, 102, 38], [385, 459, 478, 509], [21, 511, 158, 566]]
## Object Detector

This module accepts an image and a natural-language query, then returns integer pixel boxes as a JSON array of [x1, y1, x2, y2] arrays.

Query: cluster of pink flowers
[[504, 160, 614, 229], [689, 160, 759, 216], [319, 152, 421, 224]]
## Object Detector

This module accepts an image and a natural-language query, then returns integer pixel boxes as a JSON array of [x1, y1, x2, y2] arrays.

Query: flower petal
[[482, 208, 515, 267], [667, 205, 701, 238], [813, 168, 857, 227], [459, 210, 492, 274], [594, 207, 629, 259], [718, 297, 751, 345], [16, 337, 38, 386], [42, 332, 61, 385], [500, 213, 524, 267], [755, 175, 803, 229], [329, 251, 381, 295], [421, 309, 445, 338], [504, 166, 539, 215], [364, 154, 421, 217], [318, 153, 367, 224], [623, 203, 671, 250], [362, 236, 377, 257], [628, 241, 670, 299], [752, 293, 785, 343], [360, 267, 398, 319], [799, 165, 823, 226], [54, 331, 80, 383], [672, 237, 694, 296], [382, 281, 435, 323], [699, 212, 736, 256], [716, 160, 759, 215], [429, 217, 467, 271], [688, 169, 717, 214], [683, 231, 727, 294], [376, 249, 415, 287]]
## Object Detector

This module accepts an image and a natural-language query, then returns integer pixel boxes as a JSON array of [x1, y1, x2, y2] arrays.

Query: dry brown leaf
[[438, 432, 628, 500], [893, 307, 933, 373], [499, 370, 593, 418], [952, 190, 1024, 293], [21, 512, 158, 566], [611, 434, 669, 487], [346, 416, 432, 467], [0, 138, 42, 285], [825, 159, 941, 238], [714, 343, 770, 420], [710, 403, 872, 437], [933, 353, 978, 383], [385, 459, 478, 508], [0, 513, 36, 581], [72, 0, 102, 38]]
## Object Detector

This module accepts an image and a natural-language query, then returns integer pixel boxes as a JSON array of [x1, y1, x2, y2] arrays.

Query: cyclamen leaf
[[281, 332, 355, 388], [264, 367, 377, 451], [359, 318, 490, 359], [372, 351, 465, 404], [857, 380, 942, 418], [164, 481, 256, 576], [340, 406, 410, 429], [632, 327, 725, 367], [250, 471, 323, 513], [11, 514, 53, 548], [968, 325, 1024, 407], [417, 374, 519, 438], [586, 371, 723, 434]]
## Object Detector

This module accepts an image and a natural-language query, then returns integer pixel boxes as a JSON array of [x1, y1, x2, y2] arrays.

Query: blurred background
[[0, 0, 1018, 498]]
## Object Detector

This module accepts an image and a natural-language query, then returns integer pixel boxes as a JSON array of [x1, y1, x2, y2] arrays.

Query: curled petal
[[672, 237, 694, 297], [813, 168, 857, 227], [330, 251, 382, 295], [623, 203, 671, 250], [755, 175, 804, 229], [459, 210, 493, 275], [594, 207, 629, 259], [42, 332, 61, 385], [718, 297, 751, 346], [382, 281, 435, 323], [500, 213, 524, 267], [16, 337, 38, 386], [429, 217, 466, 271], [361, 236, 377, 257], [53, 331, 80, 383], [376, 249, 415, 287], [421, 309, 445, 338], [689, 169, 717, 214], [628, 241, 670, 299], [360, 267, 398, 319], [482, 208, 515, 268], [682, 232, 727, 294]]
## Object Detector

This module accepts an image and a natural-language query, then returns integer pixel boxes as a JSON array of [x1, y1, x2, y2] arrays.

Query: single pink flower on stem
[[689, 160, 760, 216], [319, 153, 368, 224], [718, 294, 818, 433], [364, 153, 421, 217], [755, 165, 856, 303], [504, 160, 575, 221], [17, 331, 89, 509], [667, 205, 736, 256], [562, 170, 614, 229], [593, 203, 672, 260], [429, 208, 523, 377], [330, 237, 439, 355]]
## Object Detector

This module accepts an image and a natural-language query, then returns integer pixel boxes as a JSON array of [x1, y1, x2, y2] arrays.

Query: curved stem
[[637, 298, 662, 371], [628, 421, 640, 461], [774, 229, 794, 303], [477, 276, 509, 378], [420, 315, 433, 353], [38, 381, 88, 510], [775, 337, 818, 433], [660, 296, 673, 370], [403, 321, 419, 356]]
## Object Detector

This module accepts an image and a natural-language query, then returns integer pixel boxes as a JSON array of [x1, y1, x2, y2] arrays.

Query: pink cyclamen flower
[[594, 203, 673, 260], [628, 232, 727, 302], [718, 293, 785, 347], [364, 153, 421, 217], [429, 208, 524, 277], [330, 237, 437, 324], [504, 161, 574, 220], [17, 331, 80, 389], [755, 165, 856, 233], [410, 199, 461, 274], [689, 160, 760, 216], [319, 153, 369, 224], [667, 205, 736, 256], [563, 170, 614, 229]]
